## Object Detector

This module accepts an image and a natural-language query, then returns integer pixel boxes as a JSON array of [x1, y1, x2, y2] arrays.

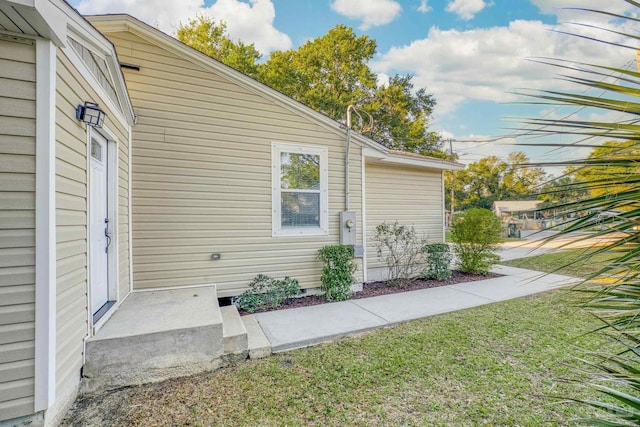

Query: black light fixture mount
[[76, 101, 106, 128]]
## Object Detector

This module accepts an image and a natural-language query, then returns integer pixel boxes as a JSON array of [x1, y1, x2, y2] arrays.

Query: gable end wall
[[104, 30, 364, 296]]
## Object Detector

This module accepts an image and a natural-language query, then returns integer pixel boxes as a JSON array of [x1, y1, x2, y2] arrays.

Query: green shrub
[[232, 274, 300, 313], [317, 245, 356, 301], [422, 243, 452, 281], [373, 221, 427, 285], [450, 208, 503, 274]]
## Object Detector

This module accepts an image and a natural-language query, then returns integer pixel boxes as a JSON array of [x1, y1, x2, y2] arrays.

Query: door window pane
[[91, 140, 103, 161]]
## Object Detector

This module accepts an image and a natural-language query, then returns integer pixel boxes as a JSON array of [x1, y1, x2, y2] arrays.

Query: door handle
[[105, 218, 112, 254]]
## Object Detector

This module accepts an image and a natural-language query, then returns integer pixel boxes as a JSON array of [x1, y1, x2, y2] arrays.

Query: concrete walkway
[[499, 229, 620, 261], [253, 265, 577, 352]]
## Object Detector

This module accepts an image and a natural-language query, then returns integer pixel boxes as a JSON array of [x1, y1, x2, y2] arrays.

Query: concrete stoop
[[81, 286, 228, 394], [80, 286, 275, 395]]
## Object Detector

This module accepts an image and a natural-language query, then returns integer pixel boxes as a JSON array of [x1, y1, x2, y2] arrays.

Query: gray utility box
[[340, 211, 357, 246]]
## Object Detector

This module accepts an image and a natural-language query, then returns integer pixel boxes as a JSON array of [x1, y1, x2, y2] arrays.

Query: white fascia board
[[383, 154, 465, 171], [363, 148, 465, 171], [362, 146, 387, 159], [34, 38, 57, 412]]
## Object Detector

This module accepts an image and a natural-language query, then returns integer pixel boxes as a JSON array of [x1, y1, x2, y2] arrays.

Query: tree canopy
[[260, 24, 377, 122], [176, 18, 444, 157], [448, 152, 547, 210], [573, 140, 638, 200], [538, 174, 587, 209], [177, 15, 261, 77]]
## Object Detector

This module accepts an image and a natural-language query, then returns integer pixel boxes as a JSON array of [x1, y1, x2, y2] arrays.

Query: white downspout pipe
[[345, 105, 355, 211]]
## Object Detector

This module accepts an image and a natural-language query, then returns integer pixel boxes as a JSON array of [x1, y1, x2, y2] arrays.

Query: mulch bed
[[238, 270, 501, 315]]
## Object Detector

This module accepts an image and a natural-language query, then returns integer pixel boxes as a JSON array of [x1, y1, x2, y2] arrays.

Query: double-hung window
[[272, 143, 328, 237]]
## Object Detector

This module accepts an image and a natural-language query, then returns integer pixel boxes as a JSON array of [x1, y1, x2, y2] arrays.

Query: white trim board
[[361, 151, 367, 283], [128, 127, 133, 294], [34, 37, 57, 412]]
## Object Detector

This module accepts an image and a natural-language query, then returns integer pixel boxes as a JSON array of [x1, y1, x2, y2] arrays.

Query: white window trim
[[272, 142, 329, 237]]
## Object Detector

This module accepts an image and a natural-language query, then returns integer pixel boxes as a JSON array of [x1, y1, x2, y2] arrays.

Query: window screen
[[280, 153, 321, 228]]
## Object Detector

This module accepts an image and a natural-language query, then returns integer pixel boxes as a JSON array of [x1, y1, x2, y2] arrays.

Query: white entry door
[[89, 133, 110, 314]]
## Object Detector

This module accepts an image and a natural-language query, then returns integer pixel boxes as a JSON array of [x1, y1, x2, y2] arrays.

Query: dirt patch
[[239, 270, 501, 315]]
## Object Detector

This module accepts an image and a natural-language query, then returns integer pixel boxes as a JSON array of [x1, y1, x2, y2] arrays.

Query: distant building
[[492, 200, 543, 221]]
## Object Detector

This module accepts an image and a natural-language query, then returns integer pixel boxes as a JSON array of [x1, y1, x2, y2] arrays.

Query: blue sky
[[73, 0, 639, 168]]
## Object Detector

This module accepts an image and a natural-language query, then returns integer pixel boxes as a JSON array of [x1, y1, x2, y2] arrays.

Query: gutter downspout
[[345, 105, 355, 211]]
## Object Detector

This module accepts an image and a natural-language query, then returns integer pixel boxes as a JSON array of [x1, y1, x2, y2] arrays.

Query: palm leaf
[[518, 3, 640, 424]]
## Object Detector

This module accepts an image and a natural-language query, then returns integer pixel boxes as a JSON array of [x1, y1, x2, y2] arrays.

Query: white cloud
[[207, 0, 291, 53], [445, 0, 491, 21], [531, 0, 632, 16], [372, 18, 639, 115], [330, 0, 402, 30], [531, 0, 636, 25], [376, 72, 390, 87], [418, 0, 431, 13], [75, 0, 292, 54]]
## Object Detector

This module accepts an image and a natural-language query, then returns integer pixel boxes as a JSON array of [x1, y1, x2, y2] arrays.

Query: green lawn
[[65, 291, 605, 426], [500, 249, 618, 278]]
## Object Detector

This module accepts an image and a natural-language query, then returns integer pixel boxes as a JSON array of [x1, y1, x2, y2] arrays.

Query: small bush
[[373, 221, 427, 285], [318, 245, 356, 301], [232, 274, 300, 313], [450, 208, 503, 274], [423, 243, 452, 281]]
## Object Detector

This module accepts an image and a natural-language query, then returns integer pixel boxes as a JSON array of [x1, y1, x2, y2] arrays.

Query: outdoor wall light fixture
[[76, 101, 106, 128]]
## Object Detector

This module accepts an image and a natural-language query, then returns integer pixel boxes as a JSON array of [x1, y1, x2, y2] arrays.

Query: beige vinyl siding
[[0, 37, 36, 422], [55, 48, 130, 398], [365, 161, 444, 270], [103, 30, 363, 296]]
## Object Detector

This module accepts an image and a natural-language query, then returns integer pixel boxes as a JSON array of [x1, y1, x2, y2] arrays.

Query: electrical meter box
[[340, 211, 357, 246]]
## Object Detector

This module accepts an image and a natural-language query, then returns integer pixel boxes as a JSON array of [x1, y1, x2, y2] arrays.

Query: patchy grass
[[64, 291, 605, 426], [500, 249, 618, 278]]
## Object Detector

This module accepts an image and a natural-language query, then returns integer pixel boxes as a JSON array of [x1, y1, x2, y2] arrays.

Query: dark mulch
[[238, 270, 501, 315]]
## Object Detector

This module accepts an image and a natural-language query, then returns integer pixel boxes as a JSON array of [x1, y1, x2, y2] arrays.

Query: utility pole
[[449, 138, 455, 226]]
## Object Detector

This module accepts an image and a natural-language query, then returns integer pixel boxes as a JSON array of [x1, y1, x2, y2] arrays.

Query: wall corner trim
[[34, 38, 57, 412]]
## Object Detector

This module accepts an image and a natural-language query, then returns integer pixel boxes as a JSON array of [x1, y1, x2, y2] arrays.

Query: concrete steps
[[82, 287, 224, 394], [82, 287, 273, 394], [221, 305, 248, 356], [220, 306, 272, 360], [241, 314, 271, 359]]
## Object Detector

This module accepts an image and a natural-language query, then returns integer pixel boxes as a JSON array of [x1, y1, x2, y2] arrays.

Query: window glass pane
[[281, 153, 320, 190], [91, 140, 103, 161], [281, 192, 320, 228]]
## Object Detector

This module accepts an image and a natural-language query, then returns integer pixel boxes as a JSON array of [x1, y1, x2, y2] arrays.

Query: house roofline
[[2, 1, 135, 125], [86, 13, 465, 171]]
